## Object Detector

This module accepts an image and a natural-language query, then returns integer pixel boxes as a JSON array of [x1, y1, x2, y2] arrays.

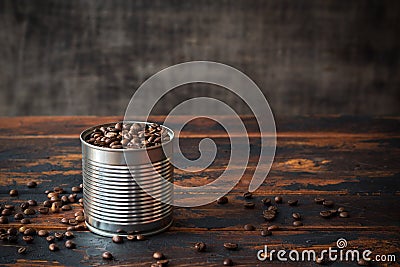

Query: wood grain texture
[[0, 116, 399, 266]]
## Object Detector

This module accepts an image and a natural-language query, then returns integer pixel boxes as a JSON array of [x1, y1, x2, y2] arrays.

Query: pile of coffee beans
[[85, 122, 170, 149]]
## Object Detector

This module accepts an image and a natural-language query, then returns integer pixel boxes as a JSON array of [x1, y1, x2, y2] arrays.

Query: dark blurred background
[[0, 0, 399, 116]]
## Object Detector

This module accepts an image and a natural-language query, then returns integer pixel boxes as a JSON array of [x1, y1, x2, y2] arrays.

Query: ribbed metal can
[[80, 122, 174, 237]]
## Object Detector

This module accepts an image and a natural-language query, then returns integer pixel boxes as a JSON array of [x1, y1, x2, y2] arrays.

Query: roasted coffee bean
[[39, 207, 49, 214], [268, 205, 278, 212], [339, 212, 349, 218], [263, 210, 277, 221], [75, 215, 85, 222], [112, 235, 123, 243], [47, 192, 59, 199], [223, 242, 238, 250], [38, 230, 49, 237], [23, 228, 36, 236], [74, 211, 84, 217], [74, 224, 86, 231], [126, 235, 136, 241], [19, 226, 26, 233], [4, 204, 14, 210], [53, 187, 64, 194], [292, 212, 301, 220], [262, 197, 271, 206], [46, 236, 55, 243], [65, 231, 74, 239], [50, 202, 60, 213], [43, 200, 52, 207], [54, 232, 64, 240], [314, 198, 325, 204], [44, 190, 51, 194], [194, 241, 206, 252], [23, 208, 35, 215], [260, 229, 272, 236], [243, 192, 253, 199], [288, 199, 298, 206], [244, 224, 255, 231], [244, 202, 255, 209], [274, 196, 282, 203], [322, 200, 334, 207], [1, 209, 12, 216], [9, 189, 18, 196], [102, 251, 113, 260], [0, 216, 8, 224], [23, 235, 34, 243], [49, 243, 59, 251], [65, 240, 76, 249], [71, 186, 81, 193], [156, 259, 169, 267], [7, 227, 18, 236], [217, 196, 228, 204], [27, 181, 37, 188], [337, 207, 346, 213], [78, 198, 84, 206], [67, 226, 75, 231], [223, 258, 233, 266], [319, 210, 332, 218], [50, 196, 59, 202], [27, 200, 37, 206], [21, 218, 30, 224], [61, 205, 71, 211], [69, 219, 78, 226], [20, 202, 30, 210], [293, 221, 303, 226], [60, 195, 69, 205], [267, 225, 279, 231], [60, 218, 69, 224], [68, 195, 76, 203], [18, 247, 27, 254], [136, 234, 146, 241], [153, 251, 164, 260]]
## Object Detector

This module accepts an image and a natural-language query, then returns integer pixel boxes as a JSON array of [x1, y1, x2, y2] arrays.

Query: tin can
[[80, 122, 174, 237]]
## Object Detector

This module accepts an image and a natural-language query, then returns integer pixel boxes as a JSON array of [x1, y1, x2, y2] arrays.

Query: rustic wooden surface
[[0, 116, 399, 266]]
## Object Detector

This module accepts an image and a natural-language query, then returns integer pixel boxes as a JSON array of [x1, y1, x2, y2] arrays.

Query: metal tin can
[[80, 122, 174, 237]]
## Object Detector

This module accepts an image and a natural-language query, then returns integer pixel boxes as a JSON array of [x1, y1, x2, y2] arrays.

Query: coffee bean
[[288, 199, 298, 206], [61, 195, 69, 204], [274, 196, 282, 203], [39, 207, 49, 214], [267, 225, 279, 231], [7, 227, 18, 236], [337, 207, 346, 212], [244, 202, 255, 209], [322, 200, 334, 207], [9, 189, 18, 196], [47, 192, 59, 199], [27, 200, 37, 206], [21, 218, 30, 224], [65, 231, 74, 239], [262, 197, 271, 206], [314, 198, 325, 204], [43, 200, 52, 207], [156, 259, 169, 267], [74, 224, 87, 231], [27, 181, 37, 188], [54, 232, 64, 240], [263, 210, 276, 221], [223, 258, 233, 266], [319, 210, 332, 218], [61, 205, 71, 211], [244, 224, 255, 231], [46, 236, 55, 243], [78, 198, 84, 206], [23, 235, 34, 243], [60, 218, 69, 224], [243, 192, 253, 199], [20, 202, 29, 210], [53, 187, 64, 194], [1, 209, 12, 216], [260, 229, 272, 236], [329, 209, 338, 216], [217, 196, 228, 204], [50, 202, 60, 213], [38, 230, 49, 237], [44, 190, 51, 194], [23, 228, 36, 236], [223, 242, 238, 250], [112, 235, 123, 243], [268, 205, 278, 212], [74, 211, 84, 217], [23, 208, 35, 215], [153, 251, 164, 260], [19, 226, 26, 233], [0, 216, 8, 224], [136, 234, 146, 241], [68, 195, 76, 203], [4, 205, 14, 210], [18, 247, 27, 254], [292, 212, 301, 220], [75, 215, 85, 222], [293, 221, 303, 226], [68, 219, 78, 226], [339, 212, 349, 218], [49, 243, 59, 251], [102, 251, 113, 260], [194, 241, 206, 252], [65, 240, 76, 249], [71, 186, 81, 193]]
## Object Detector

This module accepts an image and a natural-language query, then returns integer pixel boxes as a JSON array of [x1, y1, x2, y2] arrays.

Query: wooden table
[[0, 116, 399, 266]]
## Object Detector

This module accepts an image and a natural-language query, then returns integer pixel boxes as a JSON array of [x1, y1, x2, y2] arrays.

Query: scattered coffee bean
[[7, 227, 18, 236], [126, 235, 136, 241], [223, 242, 238, 250], [20, 202, 30, 210], [50, 202, 60, 213], [19, 226, 27, 233], [136, 234, 146, 241], [38, 230, 49, 237], [244, 202, 255, 209], [217, 196, 228, 204], [49, 243, 59, 251], [23, 208, 35, 215], [0, 216, 8, 224], [223, 258, 233, 266], [153, 251, 165, 260], [262, 197, 271, 206], [268, 205, 278, 212], [53, 187, 64, 194], [47, 192, 58, 199], [293, 220, 303, 226], [54, 232, 64, 240], [263, 210, 277, 221], [287, 199, 298, 206], [60, 218, 69, 224], [260, 229, 272, 236], [292, 212, 301, 220], [61, 205, 71, 211], [102, 251, 113, 260], [322, 200, 334, 207], [75, 215, 85, 222], [74, 211, 84, 217], [243, 192, 253, 199], [21, 218, 30, 224], [112, 235, 123, 243], [74, 224, 86, 231], [339, 212, 349, 218], [71, 186, 81, 193], [69, 219, 78, 226], [65, 240, 76, 249], [27, 200, 37, 206], [23, 235, 34, 243], [61, 195, 69, 204], [38, 207, 49, 214], [274, 196, 282, 203], [23, 228, 36, 236], [65, 231, 74, 239], [78, 198, 84, 206], [244, 224, 255, 231], [314, 198, 325, 204], [319, 210, 332, 218], [27, 181, 37, 188], [43, 200, 52, 208], [337, 207, 346, 213], [267, 225, 279, 231], [18, 247, 27, 254], [46, 236, 55, 243], [9, 189, 18, 196], [194, 241, 207, 252], [2, 209, 12, 216]]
